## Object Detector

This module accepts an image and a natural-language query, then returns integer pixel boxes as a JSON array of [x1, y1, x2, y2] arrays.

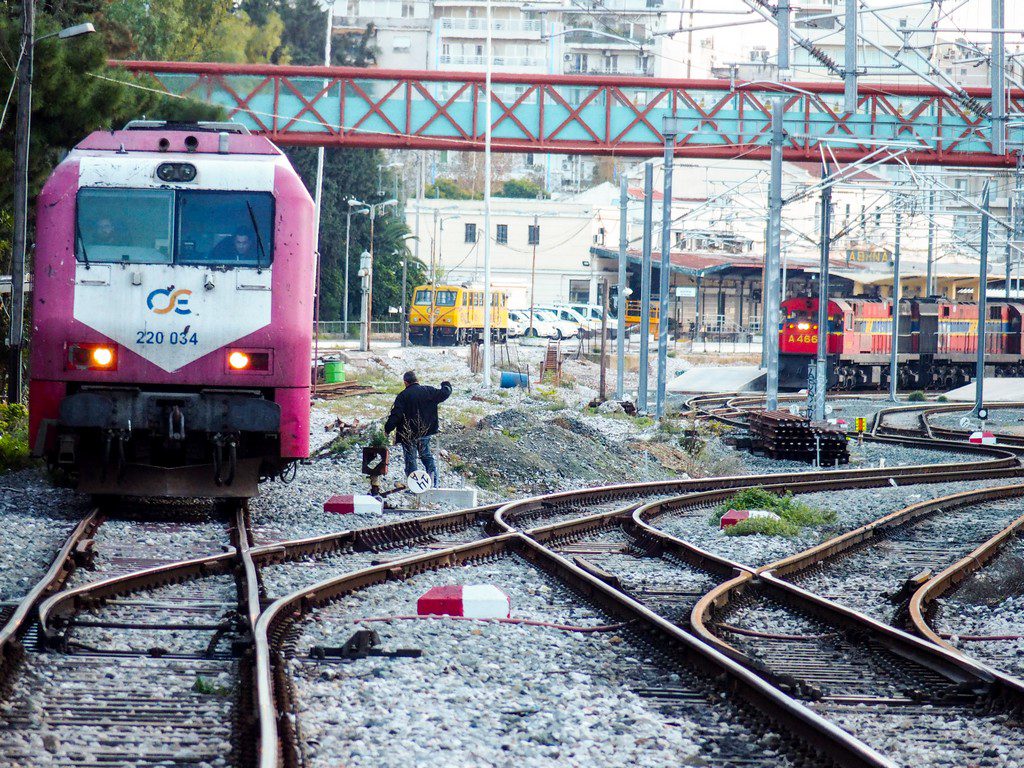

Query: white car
[[509, 309, 557, 339], [533, 309, 579, 339], [506, 310, 529, 338], [540, 305, 593, 333], [568, 304, 606, 325]]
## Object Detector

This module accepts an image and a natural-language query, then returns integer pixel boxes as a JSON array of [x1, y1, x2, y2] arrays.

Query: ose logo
[[147, 287, 192, 315]]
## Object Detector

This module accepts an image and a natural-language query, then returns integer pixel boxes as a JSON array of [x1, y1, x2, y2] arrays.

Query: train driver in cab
[[212, 226, 258, 263]]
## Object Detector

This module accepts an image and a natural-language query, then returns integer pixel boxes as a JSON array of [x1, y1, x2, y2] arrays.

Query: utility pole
[[481, 0, 493, 387], [638, 162, 654, 413], [763, 0, 790, 411], [925, 187, 935, 296], [656, 119, 678, 419], [616, 175, 628, 398], [1005, 198, 1013, 301], [888, 208, 902, 402], [975, 182, 991, 418], [764, 99, 784, 411], [992, 0, 1006, 156], [529, 214, 538, 338], [400, 247, 408, 345], [843, 0, 858, 114], [430, 208, 437, 347], [311, 5, 332, 386], [344, 207, 353, 337], [6, 0, 34, 403], [813, 164, 832, 421], [599, 277, 609, 401], [409, 152, 423, 346], [366, 207, 377, 352]]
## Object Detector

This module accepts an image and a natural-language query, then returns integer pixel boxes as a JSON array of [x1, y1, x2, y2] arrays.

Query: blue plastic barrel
[[500, 370, 529, 388]]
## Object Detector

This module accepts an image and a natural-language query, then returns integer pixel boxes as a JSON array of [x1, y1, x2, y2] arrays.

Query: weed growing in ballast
[[710, 488, 836, 537]]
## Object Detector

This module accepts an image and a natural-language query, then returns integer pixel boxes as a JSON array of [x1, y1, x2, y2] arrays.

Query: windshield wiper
[[246, 201, 268, 272], [74, 218, 91, 270]]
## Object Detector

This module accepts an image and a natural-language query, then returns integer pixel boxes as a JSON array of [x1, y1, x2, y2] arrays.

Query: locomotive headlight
[[92, 346, 114, 367], [797, 322, 811, 331], [226, 349, 271, 373], [228, 351, 250, 370], [66, 343, 117, 371]]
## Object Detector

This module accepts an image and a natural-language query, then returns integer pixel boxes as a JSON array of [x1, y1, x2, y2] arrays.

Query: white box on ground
[[422, 487, 478, 507]]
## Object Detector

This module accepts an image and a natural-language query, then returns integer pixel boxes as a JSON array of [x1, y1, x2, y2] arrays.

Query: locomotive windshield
[[76, 188, 274, 268], [76, 189, 174, 264]]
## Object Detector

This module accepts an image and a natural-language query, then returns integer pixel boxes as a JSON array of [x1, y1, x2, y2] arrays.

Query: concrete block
[[969, 431, 997, 445], [417, 584, 511, 618], [421, 487, 478, 508], [324, 494, 382, 515]]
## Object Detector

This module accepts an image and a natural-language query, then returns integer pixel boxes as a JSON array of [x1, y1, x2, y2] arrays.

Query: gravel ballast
[[655, 478, 1019, 570], [932, 535, 1024, 678], [287, 554, 798, 768], [0, 470, 88, 602]]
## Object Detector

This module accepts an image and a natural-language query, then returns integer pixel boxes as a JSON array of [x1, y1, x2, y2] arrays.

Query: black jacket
[[384, 381, 452, 443]]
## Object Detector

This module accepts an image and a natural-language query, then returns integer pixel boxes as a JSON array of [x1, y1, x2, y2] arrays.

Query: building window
[[569, 279, 590, 303], [465, 223, 477, 243], [528, 224, 540, 245], [496, 224, 508, 244], [401, 1, 415, 18], [526, 152, 535, 166]]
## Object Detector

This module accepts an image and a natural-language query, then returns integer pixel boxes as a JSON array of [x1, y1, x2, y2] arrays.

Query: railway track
[[681, 483, 1024, 768], [0, 503, 257, 768], [909, 508, 1024, 680]]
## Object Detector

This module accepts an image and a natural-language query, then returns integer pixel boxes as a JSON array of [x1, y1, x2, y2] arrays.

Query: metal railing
[[315, 321, 402, 339], [440, 17, 542, 34], [438, 54, 545, 68]]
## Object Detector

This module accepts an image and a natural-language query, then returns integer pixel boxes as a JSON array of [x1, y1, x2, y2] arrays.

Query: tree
[[496, 178, 547, 199], [424, 178, 479, 200]]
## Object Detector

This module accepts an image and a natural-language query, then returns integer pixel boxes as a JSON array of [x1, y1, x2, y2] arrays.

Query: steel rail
[[0, 510, 100, 676], [908, 509, 1024, 653]]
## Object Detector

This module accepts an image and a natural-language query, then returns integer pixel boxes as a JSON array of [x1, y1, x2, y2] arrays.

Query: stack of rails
[[747, 410, 849, 466]]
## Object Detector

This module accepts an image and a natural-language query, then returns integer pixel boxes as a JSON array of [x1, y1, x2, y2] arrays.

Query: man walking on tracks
[[384, 370, 452, 488]]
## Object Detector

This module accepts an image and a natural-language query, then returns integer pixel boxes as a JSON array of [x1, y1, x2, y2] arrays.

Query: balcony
[[439, 16, 543, 38], [564, 65, 653, 77], [439, 53, 545, 69]]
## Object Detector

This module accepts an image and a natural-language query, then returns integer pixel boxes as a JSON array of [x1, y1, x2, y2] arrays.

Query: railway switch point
[[417, 585, 511, 619], [324, 494, 383, 515], [720, 509, 780, 530], [969, 431, 998, 445]]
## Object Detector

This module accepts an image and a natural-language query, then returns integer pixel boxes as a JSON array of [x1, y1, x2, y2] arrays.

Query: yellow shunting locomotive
[[408, 284, 510, 345]]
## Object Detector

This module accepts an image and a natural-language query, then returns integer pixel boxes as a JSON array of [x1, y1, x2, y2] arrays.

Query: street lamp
[[344, 198, 370, 337], [6, 13, 95, 402], [360, 199, 398, 351]]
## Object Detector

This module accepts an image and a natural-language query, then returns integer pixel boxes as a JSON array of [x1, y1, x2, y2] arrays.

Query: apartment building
[[333, 0, 691, 190]]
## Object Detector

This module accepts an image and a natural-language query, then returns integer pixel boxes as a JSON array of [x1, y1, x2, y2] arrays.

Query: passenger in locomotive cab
[[93, 217, 120, 246]]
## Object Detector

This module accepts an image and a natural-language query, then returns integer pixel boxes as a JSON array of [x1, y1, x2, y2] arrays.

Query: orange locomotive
[[779, 297, 1024, 390]]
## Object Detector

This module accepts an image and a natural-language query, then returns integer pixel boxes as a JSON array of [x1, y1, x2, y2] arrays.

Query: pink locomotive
[[29, 122, 315, 498]]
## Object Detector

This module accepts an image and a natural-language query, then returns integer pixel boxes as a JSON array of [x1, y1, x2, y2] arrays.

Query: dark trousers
[[402, 436, 438, 487]]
